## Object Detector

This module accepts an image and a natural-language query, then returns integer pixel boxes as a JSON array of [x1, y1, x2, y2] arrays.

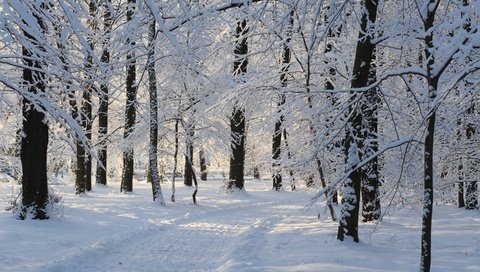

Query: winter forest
[[0, 0, 479, 271]]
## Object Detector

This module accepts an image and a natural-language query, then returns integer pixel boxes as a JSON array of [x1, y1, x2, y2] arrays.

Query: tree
[[184, 124, 194, 186], [272, 4, 294, 191], [464, 103, 478, 210], [18, 1, 49, 220], [146, 15, 165, 205], [361, 49, 381, 222], [228, 18, 248, 190], [96, 0, 112, 186], [338, 0, 378, 242], [199, 149, 207, 181], [419, 0, 441, 270], [121, 0, 137, 193]]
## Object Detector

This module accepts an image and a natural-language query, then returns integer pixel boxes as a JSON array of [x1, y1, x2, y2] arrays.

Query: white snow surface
[[1, 176, 479, 272]]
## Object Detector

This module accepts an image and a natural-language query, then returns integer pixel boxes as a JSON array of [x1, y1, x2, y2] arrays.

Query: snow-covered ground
[[0, 175, 479, 272]]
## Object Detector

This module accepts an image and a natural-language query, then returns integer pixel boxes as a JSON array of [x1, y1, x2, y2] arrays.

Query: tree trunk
[[82, 0, 98, 192], [184, 128, 194, 186], [457, 118, 465, 208], [282, 129, 297, 190], [147, 18, 165, 205], [121, 0, 137, 193], [338, 0, 378, 242], [228, 19, 248, 190], [465, 105, 478, 210], [272, 7, 293, 191], [75, 128, 86, 194], [420, 2, 439, 270], [171, 117, 180, 202], [324, 3, 343, 205], [96, 0, 112, 186], [361, 50, 381, 222], [458, 165, 465, 208], [199, 149, 207, 181], [20, 11, 49, 220]]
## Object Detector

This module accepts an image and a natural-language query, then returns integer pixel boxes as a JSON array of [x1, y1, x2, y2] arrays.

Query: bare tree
[[121, 0, 137, 193], [96, 0, 113, 186]]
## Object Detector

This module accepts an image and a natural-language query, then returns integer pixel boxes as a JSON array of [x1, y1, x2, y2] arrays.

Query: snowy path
[[41, 195, 298, 272], [1, 178, 479, 272]]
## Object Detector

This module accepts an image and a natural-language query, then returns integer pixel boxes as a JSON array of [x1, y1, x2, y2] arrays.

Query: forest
[[0, 0, 478, 271]]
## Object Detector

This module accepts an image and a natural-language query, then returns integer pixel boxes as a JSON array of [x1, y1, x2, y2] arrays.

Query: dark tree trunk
[[420, 2, 439, 270], [121, 0, 137, 193], [457, 118, 465, 208], [324, 4, 343, 205], [230, 105, 246, 189], [361, 50, 381, 222], [421, 100, 436, 272], [20, 12, 49, 220], [458, 165, 465, 208], [337, 109, 362, 242], [96, 0, 112, 186], [147, 18, 165, 205], [76, 16, 96, 195], [84, 88, 93, 192], [185, 147, 199, 204], [465, 105, 478, 210], [75, 86, 92, 194], [228, 19, 248, 190], [82, 0, 98, 192], [199, 149, 207, 181], [171, 117, 180, 202], [272, 101, 283, 189], [75, 130, 86, 194], [282, 129, 297, 190], [184, 128, 194, 186], [272, 8, 293, 191], [338, 0, 378, 242], [253, 166, 260, 180]]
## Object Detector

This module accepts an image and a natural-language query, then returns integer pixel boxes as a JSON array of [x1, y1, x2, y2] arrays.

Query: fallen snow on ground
[[1, 176, 479, 272]]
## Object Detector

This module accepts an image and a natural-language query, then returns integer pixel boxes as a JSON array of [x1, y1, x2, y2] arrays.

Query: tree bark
[[228, 19, 248, 190], [420, 2, 439, 270], [465, 105, 478, 210], [199, 149, 207, 181], [324, 22, 339, 204], [96, 0, 112, 186], [361, 49, 381, 222], [184, 128, 194, 186], [147, 18, 165, 205], [121, 0, 137, 193], [171, 117, 180, 202], [20, 9, 49, 220], [338, 0, 378, 242], [272, 7, 293, 191]]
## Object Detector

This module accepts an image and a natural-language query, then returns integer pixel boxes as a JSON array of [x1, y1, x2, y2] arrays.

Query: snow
[[1, 177, 479, 272]]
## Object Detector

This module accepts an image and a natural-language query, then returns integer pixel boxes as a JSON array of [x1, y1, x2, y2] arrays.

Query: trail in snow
[[40, 192, 301, 272], [1, 178, 479, 272]]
